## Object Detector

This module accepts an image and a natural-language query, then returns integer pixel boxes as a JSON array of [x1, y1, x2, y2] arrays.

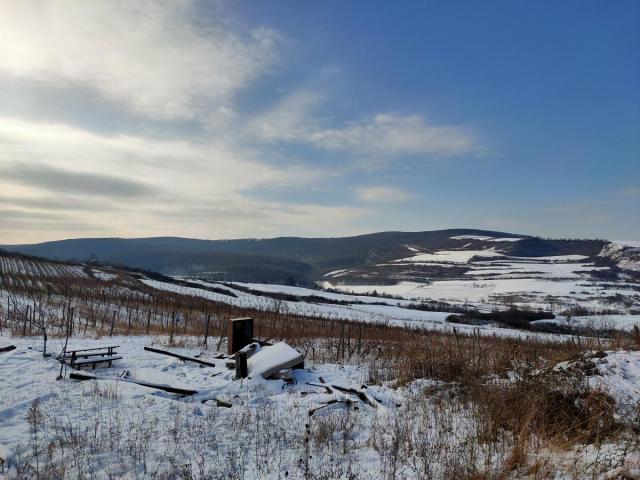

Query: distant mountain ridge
[[1, 229, 631, 285]]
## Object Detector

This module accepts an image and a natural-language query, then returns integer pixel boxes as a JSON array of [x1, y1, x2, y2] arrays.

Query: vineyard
[[0, 253, 88, 279]]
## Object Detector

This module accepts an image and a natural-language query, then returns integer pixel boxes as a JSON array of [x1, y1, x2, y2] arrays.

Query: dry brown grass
[[466, 372, 620, 447]]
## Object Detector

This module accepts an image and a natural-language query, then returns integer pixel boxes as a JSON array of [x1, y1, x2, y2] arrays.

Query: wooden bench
[[59, 345, 121, 369], [72, 355, 123, 368]]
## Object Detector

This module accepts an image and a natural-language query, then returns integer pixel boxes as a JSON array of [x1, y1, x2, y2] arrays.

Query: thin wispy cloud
[[309, 114, 480, 157], [249, 91, 324, 143], [0, 116, 311, 197], [355, 186, 415, 204], [251, 91, 481, 158], [0, 115, 361, 242], [1, 163, 155, 198]]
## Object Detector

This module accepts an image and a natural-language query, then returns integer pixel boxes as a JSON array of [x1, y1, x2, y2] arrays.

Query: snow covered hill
[[317, 233, 639, 316], [3, 229, 631, 285]]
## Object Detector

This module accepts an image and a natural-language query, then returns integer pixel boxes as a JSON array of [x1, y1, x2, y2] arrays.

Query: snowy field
[[322, 278, 636, 309], [1, 335, 639, 479], [144, 277, 640, 335], [143, 278, 637, 339], [321, 239, 640, 318]]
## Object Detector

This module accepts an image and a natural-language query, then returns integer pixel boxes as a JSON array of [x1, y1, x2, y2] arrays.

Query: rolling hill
[[3, 229, 637, 287]]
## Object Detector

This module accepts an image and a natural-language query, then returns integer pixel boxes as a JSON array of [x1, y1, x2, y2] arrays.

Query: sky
[[0, 0, 638, 244]]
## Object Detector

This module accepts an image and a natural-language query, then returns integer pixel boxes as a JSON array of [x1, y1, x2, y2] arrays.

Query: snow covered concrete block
[[247, 342, 304, 379]]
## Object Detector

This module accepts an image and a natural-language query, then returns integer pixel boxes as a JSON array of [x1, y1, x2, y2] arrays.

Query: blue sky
[[0, 0, 638, 243]]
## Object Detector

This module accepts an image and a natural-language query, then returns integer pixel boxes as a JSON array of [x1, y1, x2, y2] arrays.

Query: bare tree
[[31, 299, 58, 358]]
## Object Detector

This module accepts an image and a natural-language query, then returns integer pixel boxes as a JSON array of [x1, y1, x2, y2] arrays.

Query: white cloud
[[0, 1, 280, 120], [0, 117, 284, 198], [248, 91, 323, 142], [251, 91, 481, 157], [355, 186, 414, 204], [311, 114, 480, 157], [0, 116, 368, 242]]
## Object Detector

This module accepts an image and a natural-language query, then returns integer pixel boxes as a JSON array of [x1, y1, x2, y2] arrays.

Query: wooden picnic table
[[59, 345, 121, 369]]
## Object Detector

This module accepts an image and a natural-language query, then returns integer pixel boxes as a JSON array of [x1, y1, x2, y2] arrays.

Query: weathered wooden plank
[[65, 345, 119, 354], [144, 346, 216, 367], [330, 384, 379, 408], [201, 398, 233, 408], [305, 382, 379, 407], [69, 371, 198, 395], [73, 355, 122, 366], [62, 350, 117, 359]]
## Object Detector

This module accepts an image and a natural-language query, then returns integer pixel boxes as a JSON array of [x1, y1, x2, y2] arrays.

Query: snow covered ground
[[324, 278, 635, 306], [226, 281, 411, 306], [143, 278, 622, 339], [323, 242, 640, 317], [0, 335, 380, 478], [1, 335, 638, 479], [393, 248, 505, 263], [143, 280, 640, 339], [614, 240, 640, 249], [554, 350, 640, 422], [450, 235, 523, 242]]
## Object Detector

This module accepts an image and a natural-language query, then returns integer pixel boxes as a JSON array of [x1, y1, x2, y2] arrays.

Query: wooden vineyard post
[[227, 317, 253, 355], [235, 351, 248, 378], [203, 314, 211, 346], [109, 310, 116, 337]]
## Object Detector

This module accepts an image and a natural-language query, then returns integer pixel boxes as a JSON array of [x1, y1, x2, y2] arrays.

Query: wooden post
[[169, 310, 177, 345], [235, 351, 248, 378], [227, 317, 253, 355], [203, 314, 210, 346], [216, 319, 227, 352], [109, 310, 116, 337]]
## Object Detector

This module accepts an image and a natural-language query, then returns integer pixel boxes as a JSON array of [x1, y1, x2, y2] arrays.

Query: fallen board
[[0, 345, 16, 353], [69, 371, 198, 395], [144, 346, 216, 367], [330, 384, 379, 408], [305, 382, 379, 407]]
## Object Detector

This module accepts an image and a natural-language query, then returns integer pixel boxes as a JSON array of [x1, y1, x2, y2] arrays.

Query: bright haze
[[0, 1, 638, 243]]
